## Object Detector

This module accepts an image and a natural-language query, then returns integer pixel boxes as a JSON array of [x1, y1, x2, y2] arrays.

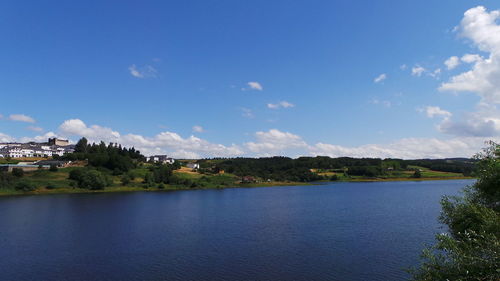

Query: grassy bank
[[0, 164, 474, 197]]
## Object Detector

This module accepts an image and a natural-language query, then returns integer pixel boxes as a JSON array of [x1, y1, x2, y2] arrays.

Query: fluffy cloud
[[267, 101, 295, 109], [440, 6, 500, 103], [412, 65, 426, 77], [247, 82, 263, 91], [192, 125, 204, 133], [444, 56, 461, 70], [19, 132, 58, 143], [0, 133, 15, 143], [437, 6, 500, 137], [438, 104, 500, 137], [9, 114, 35, 123], [57, 119, 243, 158], [60, 119, 120, 142], [310, 137, 495, 159], [2, 121, 495, 159], [461, 54, 482, 64], [420, 106, 452, 118], [245, 129, 307, 156], [374, 73, 387, 83], [128, 64, 157, 78]]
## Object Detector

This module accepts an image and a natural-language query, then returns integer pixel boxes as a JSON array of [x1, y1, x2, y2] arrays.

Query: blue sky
[[1, 1, 500, 158]]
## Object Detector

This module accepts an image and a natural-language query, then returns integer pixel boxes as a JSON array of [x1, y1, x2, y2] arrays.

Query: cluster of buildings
[[146, 155, 200, 169], [145, 155, 175, 164], [0, 138, 75, 158]]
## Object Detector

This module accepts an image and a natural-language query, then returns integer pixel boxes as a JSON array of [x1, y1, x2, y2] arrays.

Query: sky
[[1, 0, 500, 159]]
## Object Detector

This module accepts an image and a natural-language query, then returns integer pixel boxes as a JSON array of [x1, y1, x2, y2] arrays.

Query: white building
[[186, 163, 200, 169], [146, 155, 175, 164]]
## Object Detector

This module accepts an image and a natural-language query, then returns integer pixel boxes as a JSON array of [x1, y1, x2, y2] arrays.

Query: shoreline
[[0, 176, 475, 197]]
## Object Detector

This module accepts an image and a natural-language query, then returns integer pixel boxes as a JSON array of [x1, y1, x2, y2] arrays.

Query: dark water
[[0, 180, 473, 281]]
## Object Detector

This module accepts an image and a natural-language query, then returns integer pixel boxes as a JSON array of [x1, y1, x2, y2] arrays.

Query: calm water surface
[[0, 180, 473, 281]]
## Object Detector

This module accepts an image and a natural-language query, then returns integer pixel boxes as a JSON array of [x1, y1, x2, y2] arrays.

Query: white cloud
[[60, 119, 120, 142], [444, 56, 461, 70], [374, 73, 387, 83], [309, 137, 494, 159], [435, 6, 500, 137], [243, 129, 494, 159], [461, 53, 482, 64], [371, 99, 392, 108], [57, 119, 243, 158], [192, 125, 204, 133], [437, 103, 500, 137], [440, 6, 500, 103], [128, 64, 157, 78], [267, 101, 295, 109], [247, 82, 263, 91], [241, 108, 254, 119], [19, 132, 58, 143], [27, 126, 43, 132], [419, 106, 452, 118], [400, 64, 407, 70], [2, 119, 496, 159], [9, 114, 35, 123], [412, 65, 426, 77], [245, 129, 307, 156], [0, 133, 15, 143]]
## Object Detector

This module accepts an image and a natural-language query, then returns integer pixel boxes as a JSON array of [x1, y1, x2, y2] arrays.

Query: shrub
[[412, 170, 422, 178], [69, 169, 111, 190], [15, 181, 36, 191], [121, 174, 132, 185], [49, 164, 58, 172], [12, 168, 24, 178], [46, 184, 56, 190]]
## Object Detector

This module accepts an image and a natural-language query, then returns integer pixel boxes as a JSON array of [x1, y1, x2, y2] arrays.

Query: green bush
[[68, 168, 111, 190], [12, 168, 24, 178], [15, 181, 36, 191], [49, 164, 58, 172]]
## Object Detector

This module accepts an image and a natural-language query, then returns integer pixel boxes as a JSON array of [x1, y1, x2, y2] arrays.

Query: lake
[[0, 180, 473, 281]]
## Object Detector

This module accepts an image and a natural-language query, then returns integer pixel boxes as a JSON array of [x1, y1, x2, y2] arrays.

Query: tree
[[68, 168, 111, 190], [74, 137, 89, 153], [12, 168, 24, 178], [412, 169, 422, 178], [49, 164, 58, 172], [121, 174, 132, 185], [410, 142, 500, 280]]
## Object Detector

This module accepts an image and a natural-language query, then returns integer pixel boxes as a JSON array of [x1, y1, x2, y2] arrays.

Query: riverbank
[[0, 176, 474, 196]]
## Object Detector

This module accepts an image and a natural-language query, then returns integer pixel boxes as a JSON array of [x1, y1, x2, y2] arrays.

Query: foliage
[[410, 142, 500, 280], [11, 168, 24, 178], [0, 171, 15, 188], [63, 138, 144, 173], [412, 169, 422, 178], [49, 164, 58, 172], [215, 157, 324, 182], [68, 168, 112, 190], [120, 174, 132, 185], [15, 181, 36, 191]]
